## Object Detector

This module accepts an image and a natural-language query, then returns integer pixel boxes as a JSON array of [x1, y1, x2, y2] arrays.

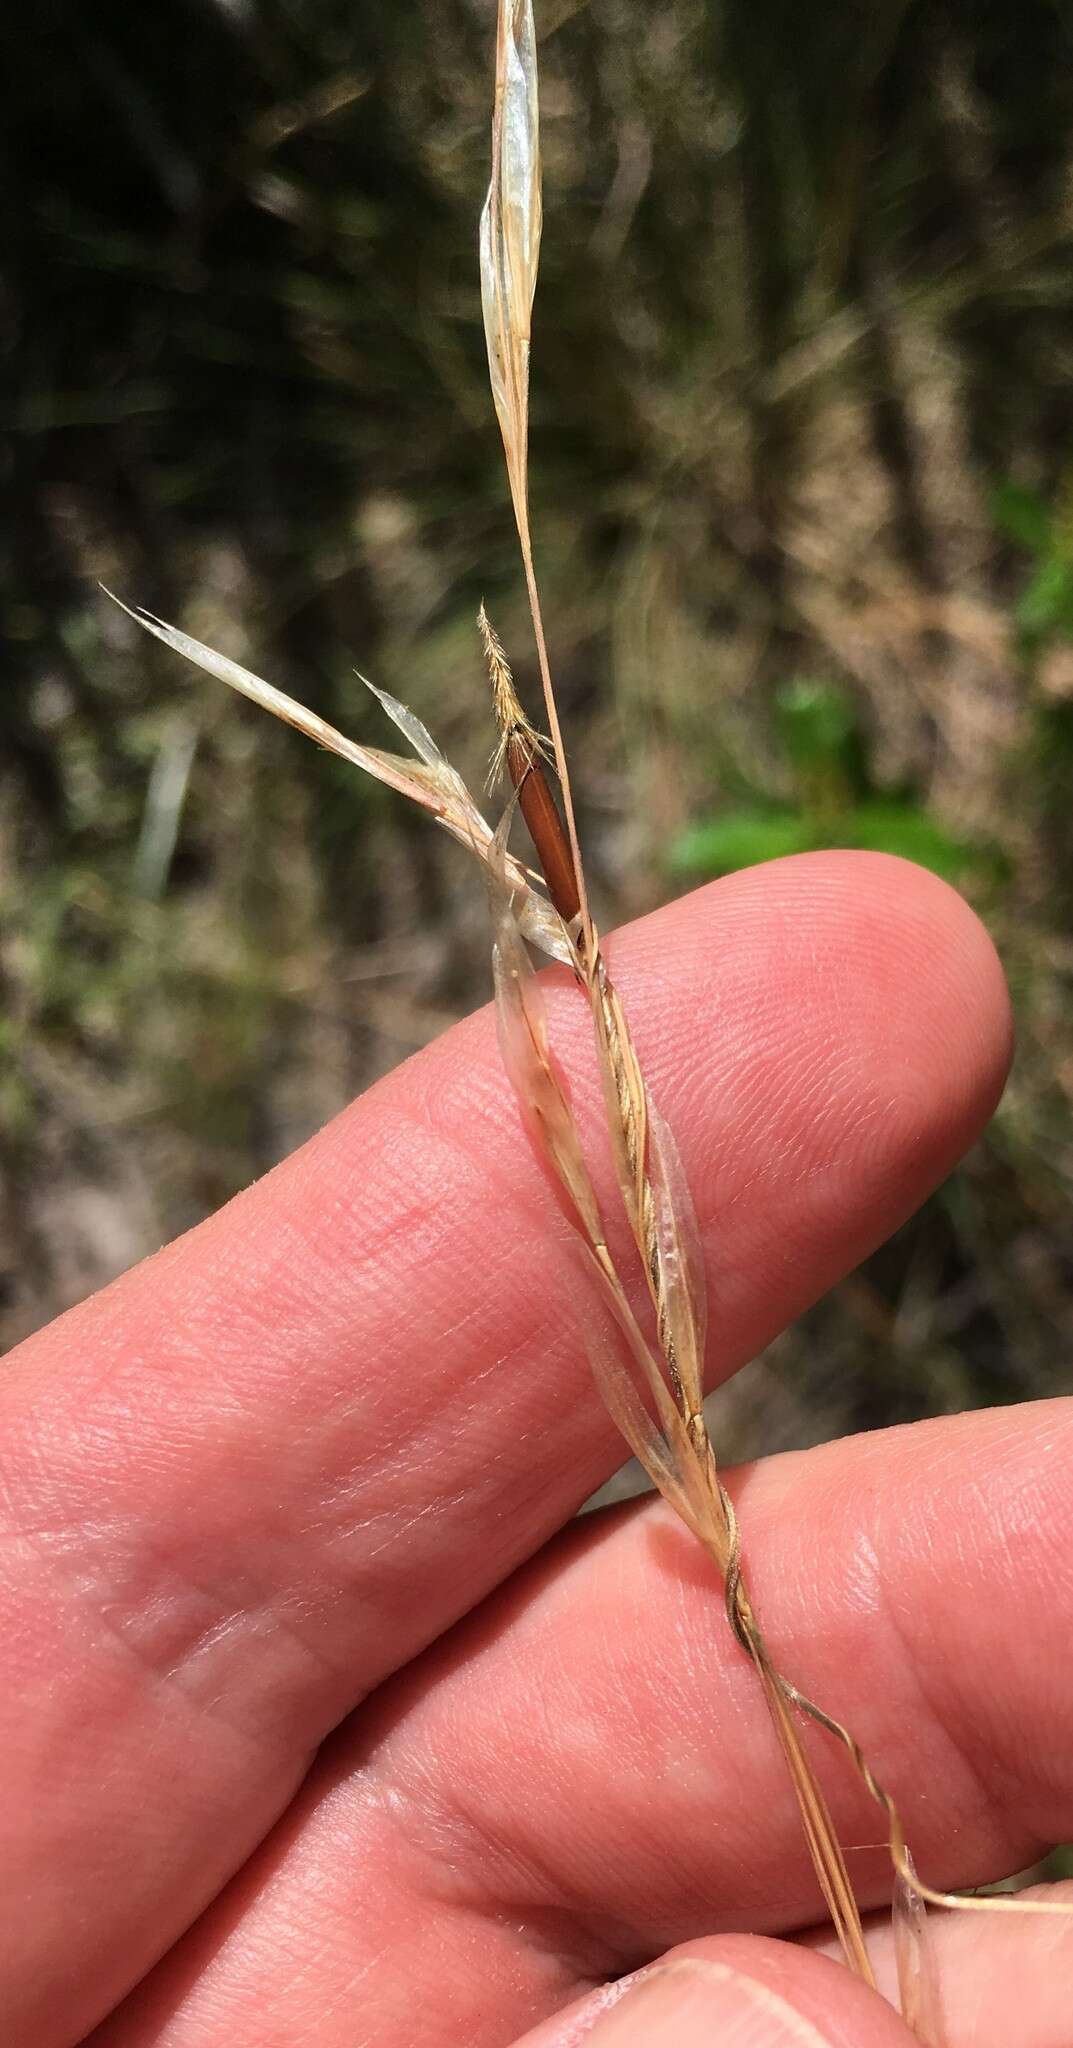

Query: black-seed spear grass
[[106, 3, 1073, 2039]]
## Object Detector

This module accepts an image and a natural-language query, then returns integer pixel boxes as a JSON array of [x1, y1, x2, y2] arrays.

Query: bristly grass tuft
[[477, 600, 549, 791]]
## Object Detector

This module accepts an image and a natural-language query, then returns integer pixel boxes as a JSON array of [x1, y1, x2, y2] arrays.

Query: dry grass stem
[[479, 0, 590, 947], [476, 8, 880, 1957]]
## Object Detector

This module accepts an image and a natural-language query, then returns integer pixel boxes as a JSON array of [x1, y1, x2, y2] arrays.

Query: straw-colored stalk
[[107, 2, 1073, 2040]]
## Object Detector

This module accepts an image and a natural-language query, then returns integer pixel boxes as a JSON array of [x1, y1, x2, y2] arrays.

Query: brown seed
[[506, 728, 581, 924]]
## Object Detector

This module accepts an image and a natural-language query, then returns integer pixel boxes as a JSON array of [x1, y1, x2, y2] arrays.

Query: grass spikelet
[[481, 602, 580, 925], [478, 601, 553, 792], [488, 825, 598, 1246], [101, 588, 576, 967], [479, 0, 541, 550], [479, 602, 529, 785]]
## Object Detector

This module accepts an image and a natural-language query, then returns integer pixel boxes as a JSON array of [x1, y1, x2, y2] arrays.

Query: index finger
[[0, 852, 1009, 2046]]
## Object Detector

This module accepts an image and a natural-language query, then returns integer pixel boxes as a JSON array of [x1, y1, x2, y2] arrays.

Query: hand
[[4, 854, 1070, 2048]]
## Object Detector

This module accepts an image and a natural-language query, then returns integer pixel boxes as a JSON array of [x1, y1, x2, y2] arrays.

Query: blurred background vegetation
[[3, 0, 1073, 1456]]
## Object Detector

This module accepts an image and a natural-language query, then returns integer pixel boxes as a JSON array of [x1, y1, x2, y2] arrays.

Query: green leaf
[[670, 800, 1002, 886], [775, 677, 858, 773], [991, 480, 1053, 555], [1015, 556, 1073, 639], [835, 801, 998, 882], [670, 809, 816, 878]]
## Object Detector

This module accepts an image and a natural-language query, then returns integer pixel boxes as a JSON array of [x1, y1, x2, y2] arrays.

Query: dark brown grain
[[506, 728, 581, 924]]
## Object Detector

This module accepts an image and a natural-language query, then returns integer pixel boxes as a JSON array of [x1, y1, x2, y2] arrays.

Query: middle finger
[[90, 1397, 1073, 2046]]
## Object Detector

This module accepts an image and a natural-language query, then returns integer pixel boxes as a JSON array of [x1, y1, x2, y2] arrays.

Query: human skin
[[3, 851, 1071, 2047]]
